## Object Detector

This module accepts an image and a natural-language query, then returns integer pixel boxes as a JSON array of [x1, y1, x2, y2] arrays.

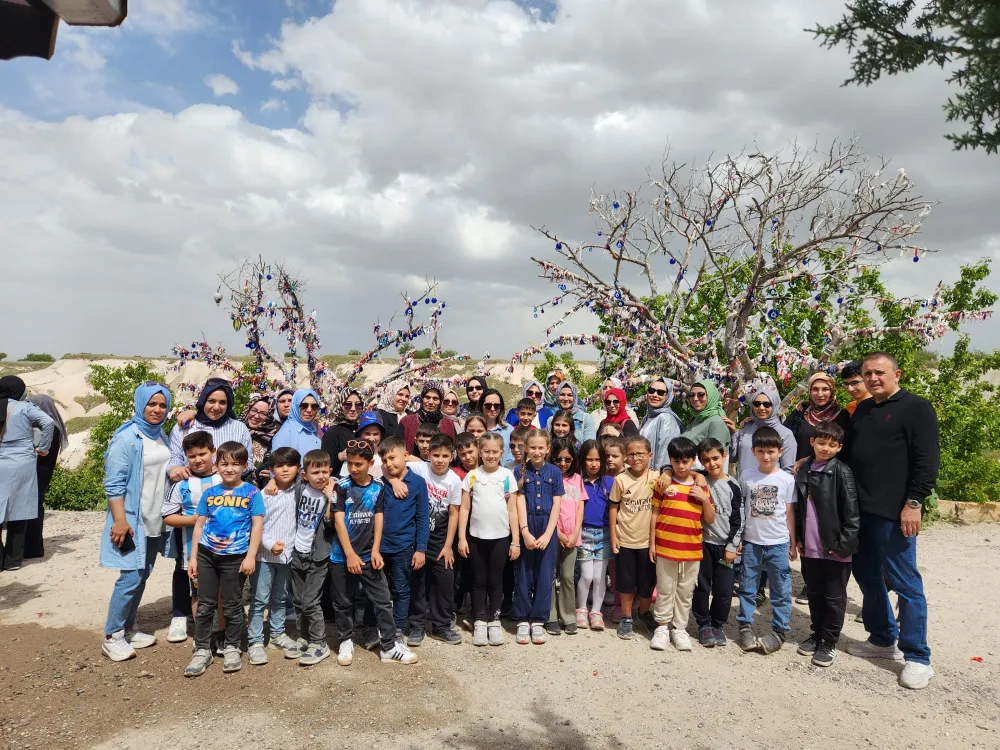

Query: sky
[[1, 0, 998, 363]]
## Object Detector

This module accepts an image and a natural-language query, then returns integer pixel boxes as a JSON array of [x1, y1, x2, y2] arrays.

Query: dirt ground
[[1, 512, 997, 750]]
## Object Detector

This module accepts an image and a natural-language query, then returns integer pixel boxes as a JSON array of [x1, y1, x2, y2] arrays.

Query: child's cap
[[356, 410, 386, 436]]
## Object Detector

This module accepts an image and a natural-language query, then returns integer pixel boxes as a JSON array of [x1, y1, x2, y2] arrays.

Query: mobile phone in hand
[[118, 533, 136, 553]]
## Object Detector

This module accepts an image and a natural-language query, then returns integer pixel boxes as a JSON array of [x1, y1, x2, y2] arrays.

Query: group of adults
[[0, 376, 67, 571]]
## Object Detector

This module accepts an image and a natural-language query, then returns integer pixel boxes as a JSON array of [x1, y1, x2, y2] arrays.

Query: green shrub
[[347, 349, 361, 356], [45, 459, 107, 511], [22, 353, 54, 362], [74, 394, 107, 412], [65, 415, 101, 435], [0, 352, 6, 361]]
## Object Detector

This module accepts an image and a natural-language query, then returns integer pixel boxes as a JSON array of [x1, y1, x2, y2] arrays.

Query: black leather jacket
[[794, 457, 861, 559]]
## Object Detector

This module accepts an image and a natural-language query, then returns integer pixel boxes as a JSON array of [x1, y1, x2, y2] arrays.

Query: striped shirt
[[258, 486, 297, 564], [651, 478, 705, 561], [168, 419, 254, 471]]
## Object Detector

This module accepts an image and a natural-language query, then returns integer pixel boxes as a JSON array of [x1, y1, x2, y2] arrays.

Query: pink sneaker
[[589, 611, 605, 631], [575, 609, 589, 628]]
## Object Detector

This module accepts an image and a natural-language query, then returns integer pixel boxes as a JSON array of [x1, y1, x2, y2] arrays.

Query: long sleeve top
[[167, 418, 253, 471]]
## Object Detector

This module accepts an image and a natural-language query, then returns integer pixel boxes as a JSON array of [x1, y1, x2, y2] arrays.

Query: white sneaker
[[472, 620, 488, 647], [899, 662, 934, 690], [337, 639, 354, 666], [102, 631, 136, 662], [846, 639, 904, 661], [649, 625, 669, 651], [670, 628, 693, 651], [167, 617, 189, 643], [124, 629, 156, 649], [380, 641, 418, 664]]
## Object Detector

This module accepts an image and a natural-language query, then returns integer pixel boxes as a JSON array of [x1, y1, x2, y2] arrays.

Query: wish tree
[[509, 138, 993, 409]]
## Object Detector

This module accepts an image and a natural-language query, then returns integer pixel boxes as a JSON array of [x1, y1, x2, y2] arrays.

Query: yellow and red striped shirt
[[652, 479, 705, 561]]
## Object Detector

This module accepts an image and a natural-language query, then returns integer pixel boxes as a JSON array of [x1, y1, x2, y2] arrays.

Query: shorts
[[614, 546, 655, 598], [578, 526, 612, 562]]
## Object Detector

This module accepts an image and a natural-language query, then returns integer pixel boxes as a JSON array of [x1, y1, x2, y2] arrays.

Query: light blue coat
[[0, 401, 54, 522], [100, 423, 168, 570]]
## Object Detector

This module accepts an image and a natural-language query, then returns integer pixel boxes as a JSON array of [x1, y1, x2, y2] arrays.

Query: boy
[[163, 431, 217, 645], [736, 427, 797, 655], [603, 435, 628, 623], [375, 436, 431, 645], [793, 420, 859, 667], [505, 426, 531, 471], [288, 448, 336, 666], [404, 434, 464, 645], [329, 441, 418, 666], [247, 447, 301, 666], [691, 438, 743, 648], [649, 437, 714, 651], [609, 436, 659, 639], [454, 433, 479, 480], [515, 398, 537, 429], [340, 411, 386, 479], [184, 442, 265, 677], [413, 422, 438, 462], [841, 360, 870, 417]]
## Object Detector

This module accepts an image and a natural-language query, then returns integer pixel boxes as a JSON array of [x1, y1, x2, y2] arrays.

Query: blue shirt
[[514, 462, 565, 516], [583, 475, 615, 528], [271, 420, 322, 461], [196, 481, 266, 556], [380, 469, 430, 555], [330, 477, 384, 564]]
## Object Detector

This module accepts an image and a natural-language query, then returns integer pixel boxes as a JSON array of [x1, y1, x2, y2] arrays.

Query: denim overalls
[[512, 462, 564, 622]]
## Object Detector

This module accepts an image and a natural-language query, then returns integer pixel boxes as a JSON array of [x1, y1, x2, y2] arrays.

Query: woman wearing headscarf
[[537, 370, 566, 428], [273, 388, 294, 424], [598, 386, 639, 438], [505, 380, 544, 428], [321, 389, 365, 476], [241, 394, 280, 487], [441, 387, 465, 433], [682, 380, 732, 455], [24, 394, 67, 559], [590, 377, 640, 425], [639, 377, 684, 471], [399, 383, 456, 455], [732, 385, 796, 473], [556, 380, 597, 444], [167, 378, 252, 483], [100, 382, 172, 661], [0, 376, 54, 571], [272, 388, 322, 458], [375, 379, 410, 436], [784, 372, 851, 461]]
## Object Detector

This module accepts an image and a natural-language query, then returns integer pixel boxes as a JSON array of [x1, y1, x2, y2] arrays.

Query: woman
[[321, 389, 365, 476], [460, 375, 488, 418], [168, 378, 252, 482], [274, 388, 294, 424], [731, 385, 796, 473], [0, 377, 54, 571], [25, 394, 67, 559], [590, 377, 640, 425], [505, 380, 543, 428], [100, 382, 173, 661], [784, 372, 851, 461], [242, 394, 280, 487], [480, 388, 514, 463], [682, 380, 731, 455], [375, 379, 410, 436], [598, 386, 638, 438], [639, 376, 683, 471], [537, 370, 566, 428], [441, 388, 465, 433], [272, 388, 322, 458], [399, 383, 457, 455], [556, 381, 596, 444]]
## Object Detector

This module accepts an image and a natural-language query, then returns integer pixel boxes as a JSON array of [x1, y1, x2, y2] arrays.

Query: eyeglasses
[[627, 452, 648, 459], [526, 389, 542, 398], [300, 403, 319, 411], [647, 387, 667, 396], [248, 407, 269, 417], [553, 456, 573, 464], [844, 380, 864, 388], [443, 399, 459, 406], [689, 392, 707, 400], [483, 402, 501, 411], [751, 400, 772, 408], [604, 399, 620, 406]]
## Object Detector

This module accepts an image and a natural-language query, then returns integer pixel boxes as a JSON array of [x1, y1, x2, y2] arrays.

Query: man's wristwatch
[[905, 499, 922, 509]]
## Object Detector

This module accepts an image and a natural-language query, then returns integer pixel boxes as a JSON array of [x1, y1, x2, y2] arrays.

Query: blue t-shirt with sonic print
[[196, 481, 266, 556], [329, 476, 384, 564]]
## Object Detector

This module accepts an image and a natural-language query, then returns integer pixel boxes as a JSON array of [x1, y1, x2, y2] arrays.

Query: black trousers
[[328, 562, 396, 651], [409, 545, 456, 635], [801, 556, 852, 645], [194, 547, 246, 650], [0, 520, 27, 570], [692, 542, 736, 630], [469, 535, 510, 622], [290, 551, 328, 645]]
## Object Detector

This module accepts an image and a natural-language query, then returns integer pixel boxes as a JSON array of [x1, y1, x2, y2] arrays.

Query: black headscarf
[[0, 375, 27, 434], [195, 378, 236, 428], [417, 383, 444, 425]]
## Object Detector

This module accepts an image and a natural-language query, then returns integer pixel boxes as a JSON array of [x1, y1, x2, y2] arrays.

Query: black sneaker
[[759, 630, 785, 654], [794, 587, 809, 605], [544, 621, 562, 636], [738, 627, 758, 652], [617, 617, 634, 640], [754, 590, 767, 608], [430, 627, 463, 645], [564, 623, 578, 635], [712, 627, 727, 647], [698, 626, 716, 648], [812, 641, 837, 667], [360, 627, 380, 650], [797, 634, 819, 656], [407, 628, 425, 647], [639, 610, 658, 633]]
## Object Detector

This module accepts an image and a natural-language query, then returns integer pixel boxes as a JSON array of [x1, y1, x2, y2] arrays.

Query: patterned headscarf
[[241, 394, 280, 448]]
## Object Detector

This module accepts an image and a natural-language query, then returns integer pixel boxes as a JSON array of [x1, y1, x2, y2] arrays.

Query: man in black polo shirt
[[845, 352, 938, 690]]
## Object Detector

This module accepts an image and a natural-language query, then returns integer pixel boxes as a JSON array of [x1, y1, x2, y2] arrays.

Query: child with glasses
[[505, 426, 531, 471], [546, 437, 585, 635], [841, 360, 870, 416], [321, 390, 366, 476]]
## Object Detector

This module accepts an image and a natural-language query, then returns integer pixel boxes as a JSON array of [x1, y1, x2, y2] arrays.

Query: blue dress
[[0, 401, 54, 522]]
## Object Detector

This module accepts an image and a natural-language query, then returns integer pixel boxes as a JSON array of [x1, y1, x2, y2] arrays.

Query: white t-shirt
[[340, 453, 383, 480], [140, 436, 171, 537], [410, 462, 462, 546], [461, 467, 516, 540], [739, 466, 797, 546]]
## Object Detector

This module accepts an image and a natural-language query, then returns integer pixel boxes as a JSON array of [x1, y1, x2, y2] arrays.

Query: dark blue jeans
[[382, 545, 414, 632], [852, 512, 930, 664]]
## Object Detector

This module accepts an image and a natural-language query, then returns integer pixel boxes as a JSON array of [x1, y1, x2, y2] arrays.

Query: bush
[[22, 353, 54, 362], [0, 352, 6, 361], [398, 343, 414, 355], [347, 349, 361, 356], [45, 459, 107, 511], [412, 348, 432, 359]]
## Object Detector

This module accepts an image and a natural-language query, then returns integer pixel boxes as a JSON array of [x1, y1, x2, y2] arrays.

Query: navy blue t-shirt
[[330, 476, 384, 564]]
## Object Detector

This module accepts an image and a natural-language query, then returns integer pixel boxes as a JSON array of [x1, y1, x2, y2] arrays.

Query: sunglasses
[[751, 401, 772, 408], [300, 403, 319, 411], [443, 399, 459, 406], [647, 387, 667, 396], [467, 385, 483, 392], [141, 380, 166, 388], [344, 401, 362, 409], [689, 392, 707, 400], [526, 390, 542, 398], [553, 456, 573, 464], [483, 402, 502, 411], [604, 399, 620, 406]]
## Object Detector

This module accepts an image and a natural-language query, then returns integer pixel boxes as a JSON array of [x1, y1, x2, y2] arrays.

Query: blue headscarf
[[126, 382, 172, 440], [288, 388, 320, 434]]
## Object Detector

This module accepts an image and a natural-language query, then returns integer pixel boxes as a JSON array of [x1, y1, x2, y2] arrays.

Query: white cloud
[[260, 98, 286, 113], [204, 74, 240, 97]]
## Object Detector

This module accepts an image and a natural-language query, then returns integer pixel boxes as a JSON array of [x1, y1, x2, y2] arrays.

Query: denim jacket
[[100, 423, 168, 570]]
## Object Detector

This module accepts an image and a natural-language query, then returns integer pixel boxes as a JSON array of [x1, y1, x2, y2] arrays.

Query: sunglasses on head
[[751, 400, 772, 408], [483, 402, 501, 411], [141, 380, 165, 388], [647, 387, 667, 396], [604, 399, 620, 406]]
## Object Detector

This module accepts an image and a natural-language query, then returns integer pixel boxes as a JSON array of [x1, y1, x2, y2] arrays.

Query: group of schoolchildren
[[165, 390, 859, 678]]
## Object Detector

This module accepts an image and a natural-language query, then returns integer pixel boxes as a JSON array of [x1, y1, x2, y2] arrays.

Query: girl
[[549, 409, 576, 446], [547, 438, 585, 635], [463, 414, 488, 441], [512, 430, 564, 645], [480, 389, 513, 464], [576, 440, 614, 630], [458, 433, 519, 647]]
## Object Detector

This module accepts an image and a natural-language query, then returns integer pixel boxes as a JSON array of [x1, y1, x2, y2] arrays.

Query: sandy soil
[[1, 512, 997, 750]]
